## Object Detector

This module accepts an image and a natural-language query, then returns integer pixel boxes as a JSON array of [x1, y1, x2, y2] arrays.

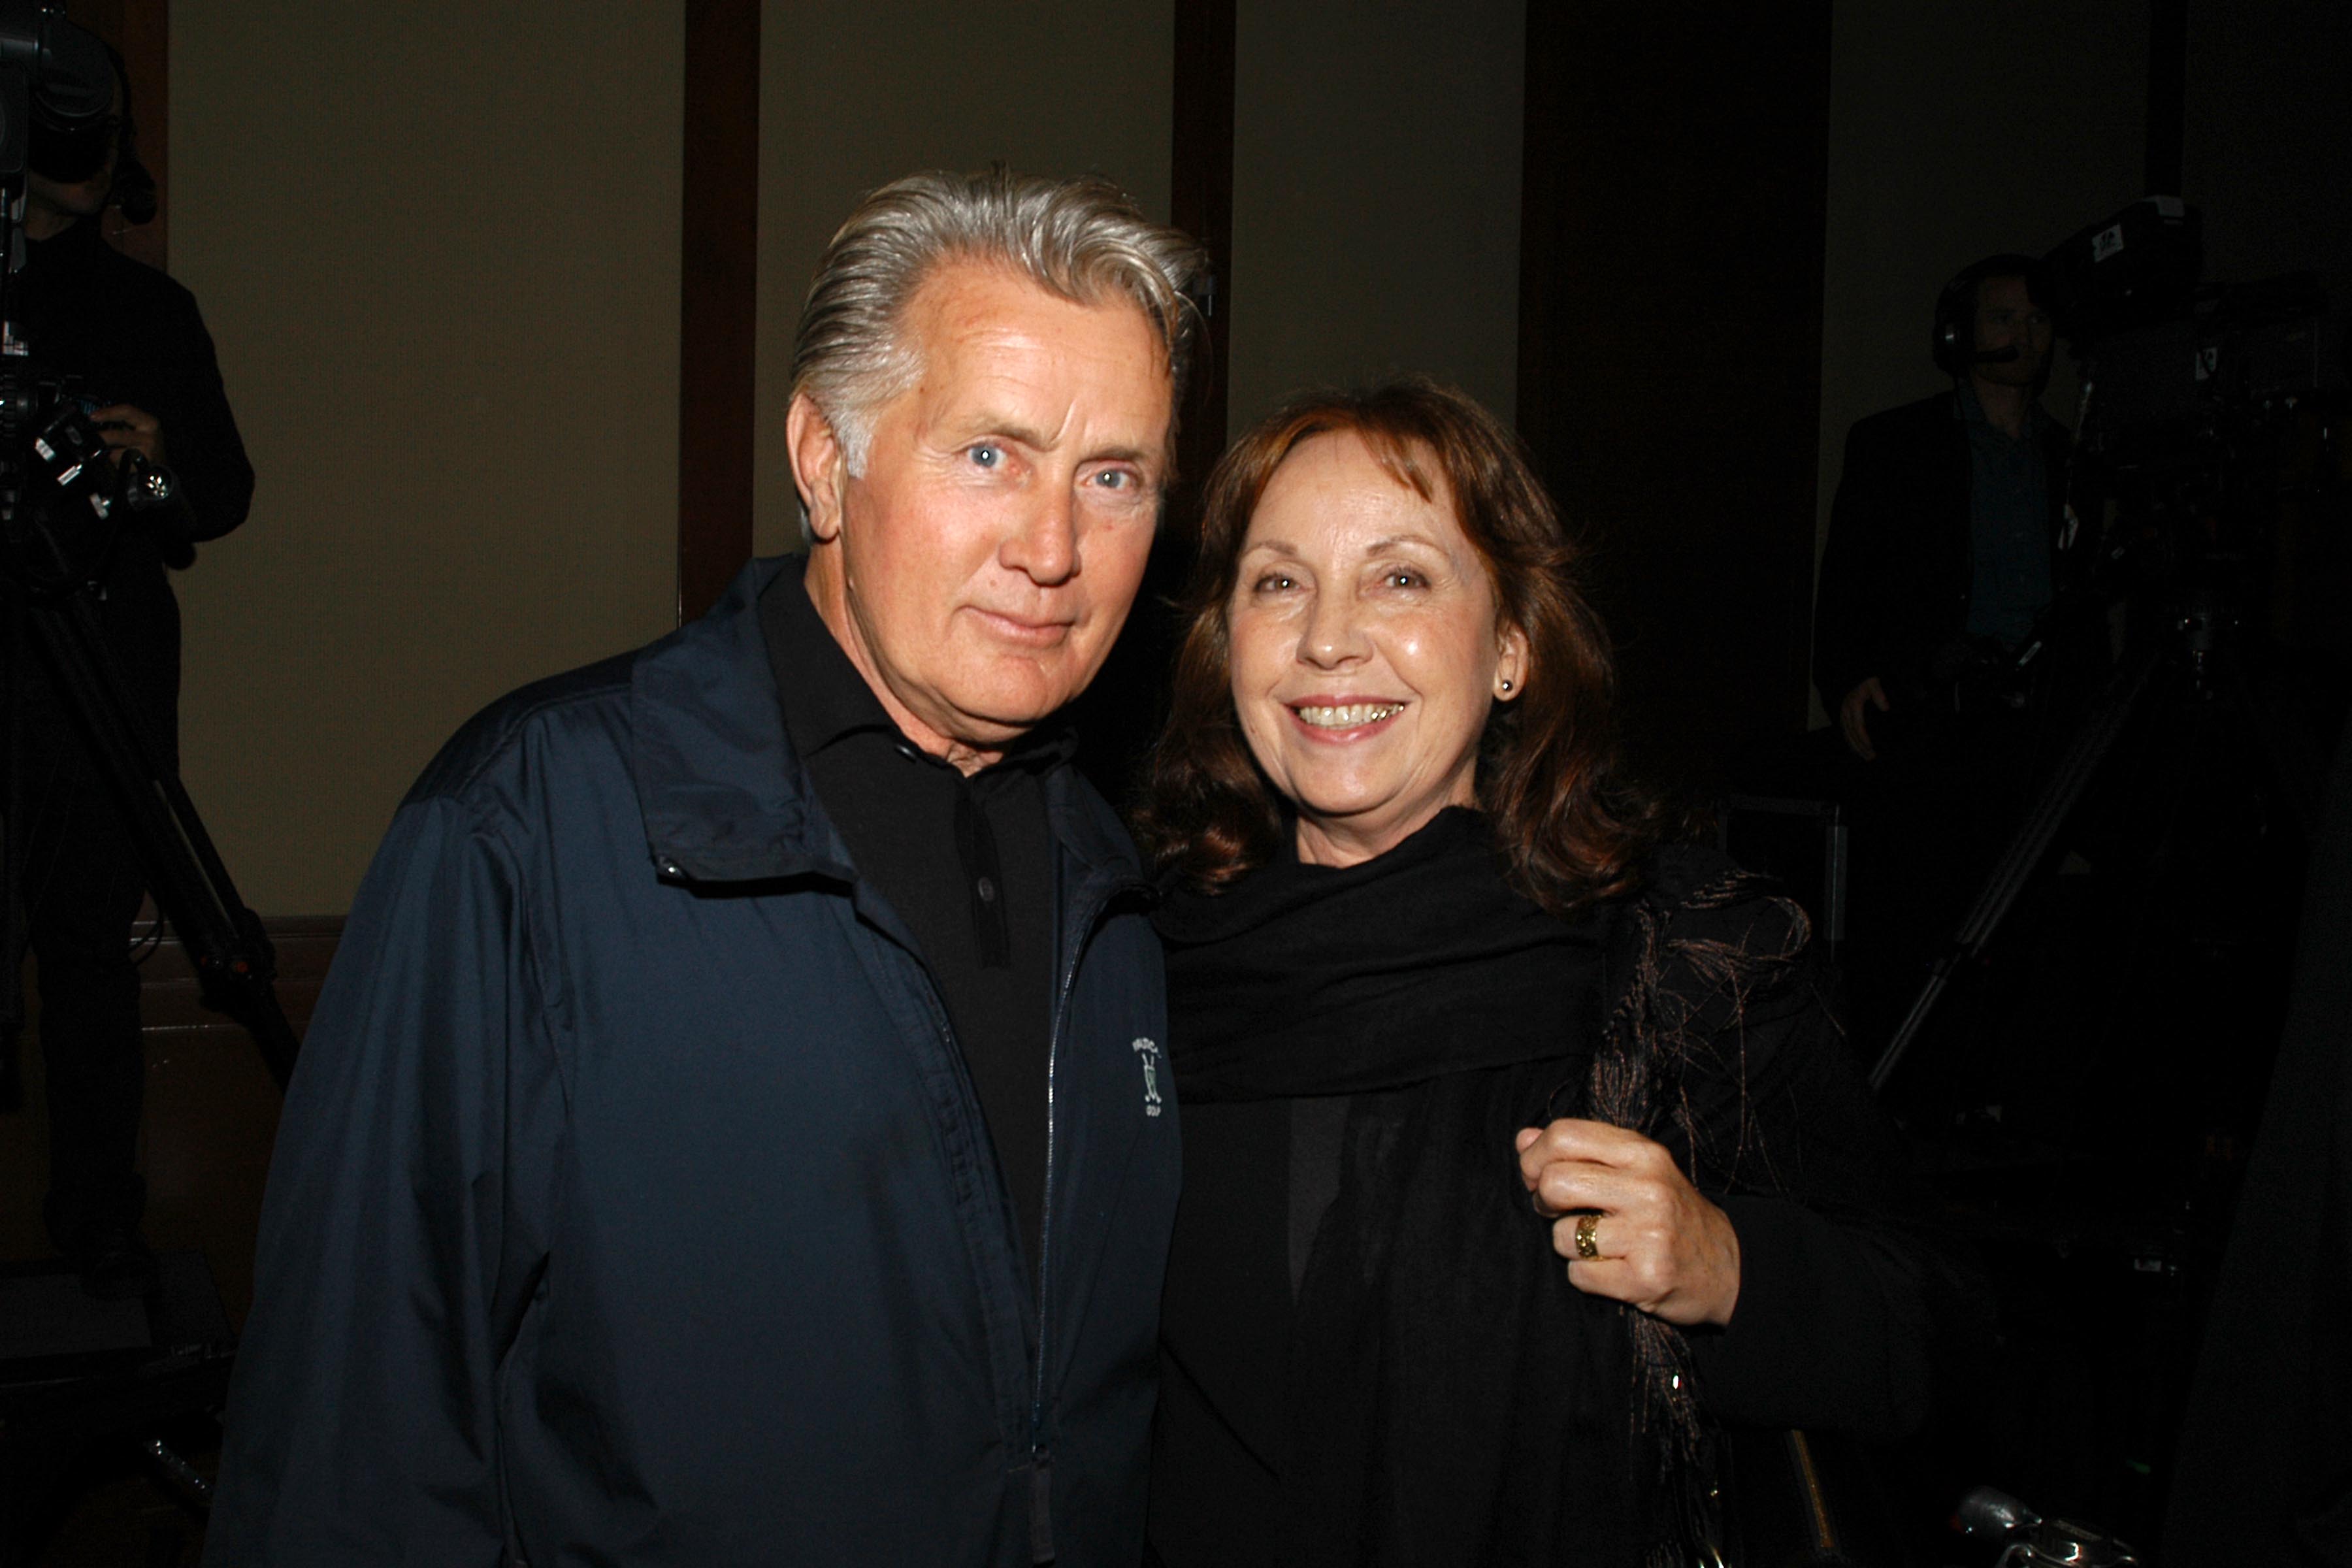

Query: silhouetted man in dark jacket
[[1812, 255, 2100, 1051], [7, 41, 253, 1300]]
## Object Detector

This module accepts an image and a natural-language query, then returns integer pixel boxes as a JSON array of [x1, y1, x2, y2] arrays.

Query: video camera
[[0, 3, 188, 592], [2041, 195, 2349, 468], [0, 1, 114, 180]]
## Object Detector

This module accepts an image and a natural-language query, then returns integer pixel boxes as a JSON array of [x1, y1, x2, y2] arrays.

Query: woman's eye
[[1252, 573, 1295, 593], [1384, 570, 1424, 589]]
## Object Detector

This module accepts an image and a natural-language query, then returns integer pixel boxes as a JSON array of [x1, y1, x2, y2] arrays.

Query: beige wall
[[1226, 0, 1525, 436], [750, 0, 1175, 557], [161, 0, 1525, 913], [1811, 0, 2148, 718], [169, 3, 685, 913]]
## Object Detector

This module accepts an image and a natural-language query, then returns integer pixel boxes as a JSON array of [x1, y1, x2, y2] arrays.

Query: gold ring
[[1573, 1213, 1601, 1261]]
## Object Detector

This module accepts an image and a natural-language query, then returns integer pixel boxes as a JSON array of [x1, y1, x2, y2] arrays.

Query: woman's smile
[[1226, 429, 1525, 867]]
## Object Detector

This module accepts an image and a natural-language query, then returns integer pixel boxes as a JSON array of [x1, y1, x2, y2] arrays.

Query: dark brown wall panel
[[676, 0, 761, 624], [1069, 0, 1235, 806], [1518, 5, 1833, 793], [1171, 0, 1236, 493], [79, 0, 169, 272]]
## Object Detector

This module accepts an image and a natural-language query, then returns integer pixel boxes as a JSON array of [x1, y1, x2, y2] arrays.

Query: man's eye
[[1094, 469, 1131, 491], [968, 444, 1002, 468]]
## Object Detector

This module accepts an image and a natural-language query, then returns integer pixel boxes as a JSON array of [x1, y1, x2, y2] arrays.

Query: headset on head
[[1931, 253, 2046, 377], [25, 38, 155, 227]]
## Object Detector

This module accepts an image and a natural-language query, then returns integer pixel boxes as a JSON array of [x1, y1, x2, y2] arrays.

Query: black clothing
[[13, 216, 254, 734], [758, 562, 1060, 1268], [1812, 388, 2082, 719], [1148, 815, 1935, 1567], [1810, 387, 2103, 1058], [18, 704, 150, 1245], [1957, 383, 2055, 644], [2164, 722, 2352, 1560], [5, 216, 251, 1254], [1156, 808, 1604, 1099], [207, 559, 1178, 1566]]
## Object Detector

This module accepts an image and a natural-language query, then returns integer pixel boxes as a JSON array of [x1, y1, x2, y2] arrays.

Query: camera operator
[[8, 43, 253, 1299], [1812, 255, 2103, 1049]]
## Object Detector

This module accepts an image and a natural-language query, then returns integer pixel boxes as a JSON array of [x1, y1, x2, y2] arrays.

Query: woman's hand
[[1514, 1118, 1742, 1328]]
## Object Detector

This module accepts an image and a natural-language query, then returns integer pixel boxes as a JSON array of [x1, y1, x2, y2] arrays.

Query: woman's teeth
[[1295, 703, 1404, 728]]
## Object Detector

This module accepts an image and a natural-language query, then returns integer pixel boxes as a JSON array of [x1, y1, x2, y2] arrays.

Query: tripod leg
[[1870, 647, 2161, 1092], [22, 594, 297, 1089], [2, 587, 25, 1109]]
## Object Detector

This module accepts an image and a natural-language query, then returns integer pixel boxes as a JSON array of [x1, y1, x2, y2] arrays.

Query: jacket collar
[[630, 556, 831, 883], [629, 555, 1143, 889]]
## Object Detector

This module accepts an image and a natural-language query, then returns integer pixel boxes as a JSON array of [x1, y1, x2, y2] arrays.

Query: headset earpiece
[[1931, 253, 2045, 377]]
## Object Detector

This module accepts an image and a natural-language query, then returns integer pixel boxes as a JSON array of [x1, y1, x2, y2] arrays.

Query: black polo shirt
[[760, 562, 1062, 1275]]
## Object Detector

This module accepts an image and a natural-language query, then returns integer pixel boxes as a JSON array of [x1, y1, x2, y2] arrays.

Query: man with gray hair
[[208, 169, 1207, 1566]]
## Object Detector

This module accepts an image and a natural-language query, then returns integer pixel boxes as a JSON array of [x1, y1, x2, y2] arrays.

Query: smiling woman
[[1143, 378, 1652, 909], [1226, 429, 1526, 868], [1134, 379, 1948, 1567]]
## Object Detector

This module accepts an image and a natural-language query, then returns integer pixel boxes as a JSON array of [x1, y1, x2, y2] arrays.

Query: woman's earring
[[1499, 679, 1514, 694]]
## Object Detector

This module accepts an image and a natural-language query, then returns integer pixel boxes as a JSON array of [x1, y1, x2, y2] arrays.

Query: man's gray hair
[[791, 168, 1209, 476]]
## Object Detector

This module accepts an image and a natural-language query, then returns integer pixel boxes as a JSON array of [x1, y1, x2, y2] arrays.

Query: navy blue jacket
[[207, 559, 1179, 1566]]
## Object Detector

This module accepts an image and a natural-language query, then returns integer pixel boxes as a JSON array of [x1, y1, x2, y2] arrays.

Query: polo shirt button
[[977, 876, 998, 903]]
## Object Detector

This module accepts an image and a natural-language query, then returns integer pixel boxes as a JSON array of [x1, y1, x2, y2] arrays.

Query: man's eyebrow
[[1087, 442, 1162, 468], [950, 416, 1162, 470], [952, 413, 1058, 449]]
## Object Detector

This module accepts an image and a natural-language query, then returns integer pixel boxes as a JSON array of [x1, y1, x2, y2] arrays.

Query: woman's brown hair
[[1137, 377, 1664, 915]]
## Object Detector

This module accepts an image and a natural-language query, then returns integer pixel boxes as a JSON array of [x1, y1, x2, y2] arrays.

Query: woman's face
[[1227, 431, 1526, 868]]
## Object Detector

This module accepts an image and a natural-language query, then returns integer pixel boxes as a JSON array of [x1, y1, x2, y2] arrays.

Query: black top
[[1148, 826, 1948, 1565], [759, 562, 1063, 1271], [1152, 1094, 1342, 1563], [10, 216, 253, 737]]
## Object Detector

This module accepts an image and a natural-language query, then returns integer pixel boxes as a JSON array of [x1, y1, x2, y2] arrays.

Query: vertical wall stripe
[[677, 0, 761, 624]]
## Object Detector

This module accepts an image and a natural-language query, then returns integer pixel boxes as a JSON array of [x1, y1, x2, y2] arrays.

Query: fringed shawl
[[1161, 821, 1813, 1565]]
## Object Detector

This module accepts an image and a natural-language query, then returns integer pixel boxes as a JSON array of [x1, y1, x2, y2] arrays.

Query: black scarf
[[1158, 808, 1607, 1103], [1156, 810, 1714, 1565]]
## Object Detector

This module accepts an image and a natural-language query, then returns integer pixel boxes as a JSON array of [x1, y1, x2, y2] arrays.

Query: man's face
[[792, 261, 1173, 762], [1970, 274, 2054, 387]]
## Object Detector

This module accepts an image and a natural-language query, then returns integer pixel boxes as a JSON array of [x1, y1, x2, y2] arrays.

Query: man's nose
[[1002, 485, 1079, 586]]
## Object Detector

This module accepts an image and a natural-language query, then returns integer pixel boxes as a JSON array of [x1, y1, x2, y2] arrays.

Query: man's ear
[[785, 393, 849, 543]]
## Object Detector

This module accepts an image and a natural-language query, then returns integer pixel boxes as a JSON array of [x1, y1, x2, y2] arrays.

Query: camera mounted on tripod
[[0, 2, 299, 1089]]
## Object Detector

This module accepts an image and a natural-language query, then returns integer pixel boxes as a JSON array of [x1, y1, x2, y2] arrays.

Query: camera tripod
[[1, 534, 299, 1091], [1867, 579, 2316, 1096], [0, 209, 295, 1096]]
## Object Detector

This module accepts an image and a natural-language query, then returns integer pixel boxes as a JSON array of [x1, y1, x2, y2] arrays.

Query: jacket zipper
[[1025, 875, 1148, 1565], [684, 852, 1142, 1563]]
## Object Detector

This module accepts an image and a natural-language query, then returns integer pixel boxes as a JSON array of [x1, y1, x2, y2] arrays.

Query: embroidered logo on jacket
[[1132, 1037, 1164, 1117]]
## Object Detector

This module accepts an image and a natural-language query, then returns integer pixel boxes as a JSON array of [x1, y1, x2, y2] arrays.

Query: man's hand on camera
[[1840, 676, 1889, 761], [91, 404, 165, 468]]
